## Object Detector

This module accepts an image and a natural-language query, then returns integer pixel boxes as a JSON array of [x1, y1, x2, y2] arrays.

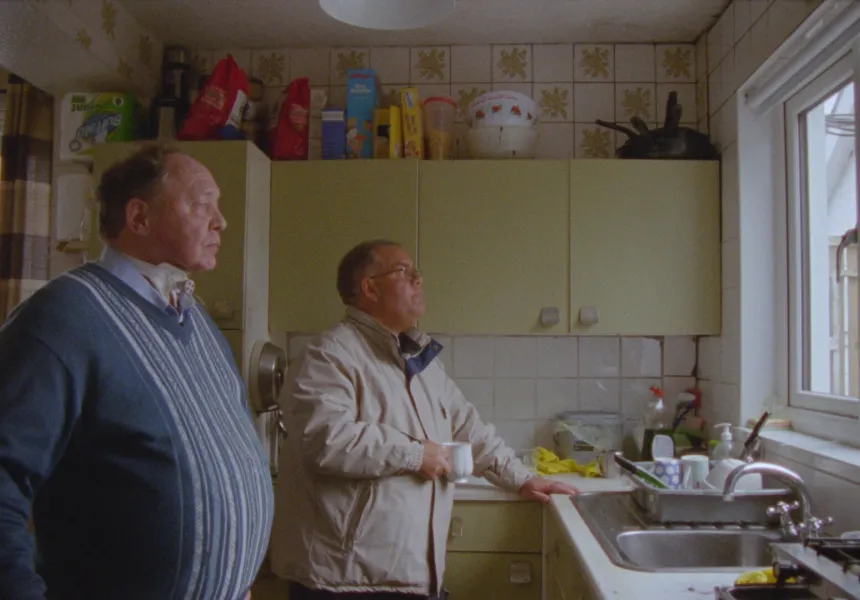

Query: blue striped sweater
[[0, 263, 273, 600]]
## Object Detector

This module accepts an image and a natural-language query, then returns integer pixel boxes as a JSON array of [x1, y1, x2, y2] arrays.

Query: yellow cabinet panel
[[448, 501, 542, 553], [418, 161, 569, 335], [569, 160, 721, 335], [269, 161, 418, 333], [444, 552, 541, 600], [90, 141, 258, 330]]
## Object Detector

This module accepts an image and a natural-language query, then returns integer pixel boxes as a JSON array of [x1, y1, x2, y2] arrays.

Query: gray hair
[[336, 239, 400, 305], [97, 142, 181, 239]]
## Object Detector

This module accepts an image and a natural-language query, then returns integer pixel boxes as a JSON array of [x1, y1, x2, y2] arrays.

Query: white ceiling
[[119, 0, 730, 49]]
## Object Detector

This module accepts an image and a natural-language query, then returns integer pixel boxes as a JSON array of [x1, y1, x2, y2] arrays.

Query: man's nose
[[213, 209, 227, 231]]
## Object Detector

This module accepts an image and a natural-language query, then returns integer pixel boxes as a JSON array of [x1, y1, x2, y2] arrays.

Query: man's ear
[[125, 198, 151, 236], [359, 277, 379, 302]]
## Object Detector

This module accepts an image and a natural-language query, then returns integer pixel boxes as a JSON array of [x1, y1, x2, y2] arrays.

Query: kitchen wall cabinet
[[418, 161, 569, 335], [90, 141, 271, 379], [268, 161, 418, 333], [544, 506, 595, 600], [569, 160, 721, 335], [444, 501, 542, 600]]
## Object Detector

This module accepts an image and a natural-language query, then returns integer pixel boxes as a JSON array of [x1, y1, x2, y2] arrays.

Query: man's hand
[[418, 441, 451, 480], [518, 478, 579, 503]]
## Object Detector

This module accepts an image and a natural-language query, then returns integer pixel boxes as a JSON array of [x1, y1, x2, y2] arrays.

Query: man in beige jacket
[[270, 239, 577, 600]]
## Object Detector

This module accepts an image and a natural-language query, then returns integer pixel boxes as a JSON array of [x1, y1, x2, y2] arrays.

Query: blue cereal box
[[345, 69, 380, 159]]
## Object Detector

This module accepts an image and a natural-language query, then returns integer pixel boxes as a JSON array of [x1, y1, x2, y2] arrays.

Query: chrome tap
[[721, 462, 830, 543]]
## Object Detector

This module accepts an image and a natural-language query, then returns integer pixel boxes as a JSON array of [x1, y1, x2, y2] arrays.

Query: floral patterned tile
[[492, 45, 532, 82], [290, 48, 331, 85], [411, 47, 450, 83], [330, 47, 369, 85], [371, 47, 410, 84], [575, 124, 615, 158], [380, 86, 402, 108], [214, 49, 251, 75], [615, 83, 657, 123], [251, 49, 289, 87], [535, 83, 573, 123], [536, 123, 574, 159], [574, 44, 614, 81], [452, 84, 489, 123], [192, 50, 214, 77], [657, 44, 695, 83]]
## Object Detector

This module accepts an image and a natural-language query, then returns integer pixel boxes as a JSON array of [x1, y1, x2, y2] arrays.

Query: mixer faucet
[[721, 462, 830, 543]]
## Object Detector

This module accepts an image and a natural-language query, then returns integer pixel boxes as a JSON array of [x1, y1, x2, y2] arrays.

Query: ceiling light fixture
[[319, 0, 456, 30]]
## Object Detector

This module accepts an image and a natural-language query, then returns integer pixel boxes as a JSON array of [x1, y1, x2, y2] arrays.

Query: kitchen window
[[785, 52, 860, 419]]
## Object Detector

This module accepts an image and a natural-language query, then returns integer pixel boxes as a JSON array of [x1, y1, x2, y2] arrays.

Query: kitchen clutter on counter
[[59, 45, 546, 164]]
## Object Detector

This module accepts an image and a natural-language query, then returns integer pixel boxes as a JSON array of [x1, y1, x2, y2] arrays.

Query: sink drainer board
[[627, 461, 793, 524]]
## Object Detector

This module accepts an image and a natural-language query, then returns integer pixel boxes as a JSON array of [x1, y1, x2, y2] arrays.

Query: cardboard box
[[400, 87, 424, 159], [345, 69, 380, 159]]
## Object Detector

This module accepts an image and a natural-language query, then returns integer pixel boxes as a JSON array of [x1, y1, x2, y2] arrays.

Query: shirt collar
[[344, 306, 431, 358], [99, 246, 170, 310]]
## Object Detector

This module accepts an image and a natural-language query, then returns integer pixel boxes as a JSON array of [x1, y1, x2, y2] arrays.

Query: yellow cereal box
[[399, 88, 423, 159], [372, 107, 403, 159]]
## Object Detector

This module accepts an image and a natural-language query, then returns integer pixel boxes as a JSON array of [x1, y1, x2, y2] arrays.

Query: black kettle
[[596, 91, 719, 160]]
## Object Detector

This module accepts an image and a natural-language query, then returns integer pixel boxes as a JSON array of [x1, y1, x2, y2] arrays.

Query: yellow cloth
[[735, 568, 794, 586], [531, 447, 601, 477]]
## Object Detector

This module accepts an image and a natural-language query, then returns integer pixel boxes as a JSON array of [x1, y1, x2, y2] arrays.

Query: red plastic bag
[[179, 54, 249, 141], [268, 78, 310, 160]]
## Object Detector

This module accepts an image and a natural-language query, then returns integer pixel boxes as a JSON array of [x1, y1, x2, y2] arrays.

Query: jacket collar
[[344, 306, 431, 358]]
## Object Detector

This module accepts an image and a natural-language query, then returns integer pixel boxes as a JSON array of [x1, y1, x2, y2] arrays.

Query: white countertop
[[454, 474, 748, 599]]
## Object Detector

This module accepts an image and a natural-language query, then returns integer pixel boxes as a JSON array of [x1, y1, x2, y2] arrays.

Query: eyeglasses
[[369, 266, 422, 282]]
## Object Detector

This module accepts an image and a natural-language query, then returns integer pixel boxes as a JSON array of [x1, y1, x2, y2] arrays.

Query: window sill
[[735, 427, 860, 487]]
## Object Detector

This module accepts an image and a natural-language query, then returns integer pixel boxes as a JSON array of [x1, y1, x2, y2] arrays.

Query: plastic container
[[553, 411, 623, 464], [423, 96, 457, 160], [711, 423, 734, 460], [465, 125, 538, 159]]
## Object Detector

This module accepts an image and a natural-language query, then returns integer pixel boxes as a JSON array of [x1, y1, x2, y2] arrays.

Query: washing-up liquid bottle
[[711, 423, 734, 460], [640, 386, 672, 461]]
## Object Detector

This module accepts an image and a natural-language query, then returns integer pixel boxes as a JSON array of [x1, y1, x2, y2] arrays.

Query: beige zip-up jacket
[[269, 307, 532, 595]]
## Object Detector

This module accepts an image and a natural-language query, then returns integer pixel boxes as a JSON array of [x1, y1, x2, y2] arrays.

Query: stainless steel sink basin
[[571, 492, 783, 573], [616, 530, 773, 570], [715, 585, 818, 599]]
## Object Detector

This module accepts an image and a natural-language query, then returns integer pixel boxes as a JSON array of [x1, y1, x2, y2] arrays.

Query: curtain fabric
[[0, 74, 53, 322]]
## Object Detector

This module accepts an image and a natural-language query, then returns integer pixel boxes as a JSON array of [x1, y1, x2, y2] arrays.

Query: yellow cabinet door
[[448, 502, 542, 553], [269, 161, 418, 333], [418, 161, 569, 335], [569, 160, 721, 335], [90, 141, 257, 330], [444, 552, 541, 600]]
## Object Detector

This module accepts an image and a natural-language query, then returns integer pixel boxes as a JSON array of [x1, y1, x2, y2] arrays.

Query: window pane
[[801, 79, 858, 398]]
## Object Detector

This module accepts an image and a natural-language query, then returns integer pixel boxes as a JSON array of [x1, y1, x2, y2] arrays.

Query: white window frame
[[784, 50, 860, 419]]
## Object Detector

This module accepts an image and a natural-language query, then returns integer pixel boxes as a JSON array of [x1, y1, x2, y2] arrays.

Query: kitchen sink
[[571, 492, 783, 573], [616, 530, 773, 570], [714, 585, 818, 599]]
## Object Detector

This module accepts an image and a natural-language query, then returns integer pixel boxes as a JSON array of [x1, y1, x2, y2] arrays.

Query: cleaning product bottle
[[640, 386, 672, 461], [711, 423, 734, 460]]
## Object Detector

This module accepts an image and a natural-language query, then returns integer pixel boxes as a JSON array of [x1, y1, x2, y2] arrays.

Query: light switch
[[579, 306, 599, 326], [540, 306, 560, 326]]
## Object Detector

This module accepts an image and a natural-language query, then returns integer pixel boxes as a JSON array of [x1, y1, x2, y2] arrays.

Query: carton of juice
[[345, 69, 380, 159], [400, 87, 423, 159], [372, 106, 403, 159]]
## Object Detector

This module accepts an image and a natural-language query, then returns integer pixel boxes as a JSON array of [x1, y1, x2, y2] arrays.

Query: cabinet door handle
[[509, 560, 532, 584], [449, 516, 463, 539]]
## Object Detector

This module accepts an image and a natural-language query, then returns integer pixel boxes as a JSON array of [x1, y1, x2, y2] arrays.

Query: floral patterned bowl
[[466, 91, 538, 128]]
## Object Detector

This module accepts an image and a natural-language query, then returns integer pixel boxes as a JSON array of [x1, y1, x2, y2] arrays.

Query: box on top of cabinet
[[345, 69, 380, 159]]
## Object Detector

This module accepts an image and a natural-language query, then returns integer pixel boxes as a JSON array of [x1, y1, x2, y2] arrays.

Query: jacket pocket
[[343, 482, 373, 549]]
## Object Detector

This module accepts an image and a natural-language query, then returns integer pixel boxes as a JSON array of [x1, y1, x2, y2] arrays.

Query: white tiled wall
[[196, 43, 700, 159], [285, 333, 698, 453], [696, 0, 817, 430]]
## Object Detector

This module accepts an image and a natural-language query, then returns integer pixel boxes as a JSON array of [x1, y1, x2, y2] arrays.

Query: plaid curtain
[[0, 75, 53, 322]]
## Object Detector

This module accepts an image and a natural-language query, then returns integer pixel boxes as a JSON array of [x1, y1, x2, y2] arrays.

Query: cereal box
[[345, 69, 380, 159], [372, 107, 403, 159], [399, 88, 423, 159]]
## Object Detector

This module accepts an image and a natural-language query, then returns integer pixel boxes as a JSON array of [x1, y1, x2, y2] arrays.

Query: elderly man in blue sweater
[[0, 144, 273, 600]]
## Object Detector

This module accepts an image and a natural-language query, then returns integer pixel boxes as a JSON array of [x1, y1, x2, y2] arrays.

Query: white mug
[[443, 442, 474, 483], [680, 455, 710, 489]]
